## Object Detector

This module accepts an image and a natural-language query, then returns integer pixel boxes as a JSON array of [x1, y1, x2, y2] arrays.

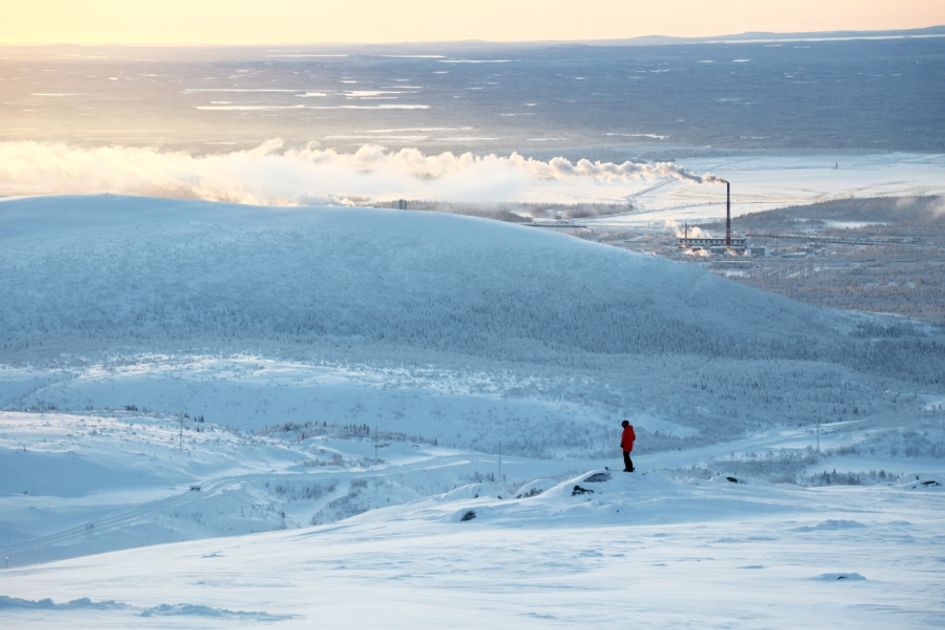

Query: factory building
[[677, 234, 748, 254]]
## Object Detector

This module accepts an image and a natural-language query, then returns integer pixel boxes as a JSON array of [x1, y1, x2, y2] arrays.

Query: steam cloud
[[0, 140, 725, 206]]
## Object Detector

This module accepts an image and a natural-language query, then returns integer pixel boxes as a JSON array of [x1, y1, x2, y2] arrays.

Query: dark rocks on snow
[[460, 510, 476, 521], [584, 472, 611, 483], [820, 572, 866, 581], [726, 476, 739, 484], [572, 485, 594, 496], [515, 488, 543, 499]]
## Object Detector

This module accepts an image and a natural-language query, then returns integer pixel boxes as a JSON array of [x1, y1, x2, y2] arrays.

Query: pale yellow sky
[[3, 0, 945, 45]]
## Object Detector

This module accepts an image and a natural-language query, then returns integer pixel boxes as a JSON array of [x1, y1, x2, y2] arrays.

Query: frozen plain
[[1, 194, 944, 628]]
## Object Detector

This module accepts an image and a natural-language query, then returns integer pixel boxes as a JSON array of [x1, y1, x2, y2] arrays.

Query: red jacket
[[621, 425, 636, 452]]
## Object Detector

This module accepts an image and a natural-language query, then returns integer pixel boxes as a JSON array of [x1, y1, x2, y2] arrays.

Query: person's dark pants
[[623, 450, 634, 472]]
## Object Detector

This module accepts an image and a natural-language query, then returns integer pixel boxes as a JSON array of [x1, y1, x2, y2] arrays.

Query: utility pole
[[497, 441, 502, 480]]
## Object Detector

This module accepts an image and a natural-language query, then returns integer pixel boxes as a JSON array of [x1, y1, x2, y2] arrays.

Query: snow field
[[2, 466, 943, 629], [588, 152, 945, 226]]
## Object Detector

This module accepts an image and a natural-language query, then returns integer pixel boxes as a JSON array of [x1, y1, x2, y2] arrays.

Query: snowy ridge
[[423, 468, 794, 527]]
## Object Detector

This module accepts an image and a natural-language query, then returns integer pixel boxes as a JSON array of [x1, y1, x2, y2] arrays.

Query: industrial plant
[[678, 179, 749, 255]]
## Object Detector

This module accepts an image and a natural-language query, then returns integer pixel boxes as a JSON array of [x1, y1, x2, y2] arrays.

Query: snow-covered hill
[[0, 194, 930, 364], [2, 195, 942, 452]]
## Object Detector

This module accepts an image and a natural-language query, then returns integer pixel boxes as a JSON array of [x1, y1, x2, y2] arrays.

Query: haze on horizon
[[4, 0, 945, 45]]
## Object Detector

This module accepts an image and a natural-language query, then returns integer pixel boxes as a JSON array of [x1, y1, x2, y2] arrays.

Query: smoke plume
[[0, 140, 724, 206]]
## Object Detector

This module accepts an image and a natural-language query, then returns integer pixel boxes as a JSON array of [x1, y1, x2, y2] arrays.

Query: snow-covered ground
[[1, 429, 943, 628], [1, 194, 944, 627], [588, 152, 945, 227]]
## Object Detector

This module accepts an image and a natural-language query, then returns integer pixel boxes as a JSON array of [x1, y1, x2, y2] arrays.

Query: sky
[[3, 0, 945, 45]]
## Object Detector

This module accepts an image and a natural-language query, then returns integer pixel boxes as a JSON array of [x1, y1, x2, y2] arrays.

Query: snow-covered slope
[[0, 194, 882, 360], [1, 409, 601, 566], [2, 460, 942, 629]]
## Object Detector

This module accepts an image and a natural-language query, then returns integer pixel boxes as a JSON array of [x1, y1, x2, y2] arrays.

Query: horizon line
[[2, 23, 944, 49]]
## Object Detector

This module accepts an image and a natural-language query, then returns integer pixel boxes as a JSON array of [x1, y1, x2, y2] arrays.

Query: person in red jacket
[[620, 419, 636, 472]]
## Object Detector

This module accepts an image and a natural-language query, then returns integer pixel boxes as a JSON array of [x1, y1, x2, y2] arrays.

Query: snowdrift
[[409, 468, 796, 528]]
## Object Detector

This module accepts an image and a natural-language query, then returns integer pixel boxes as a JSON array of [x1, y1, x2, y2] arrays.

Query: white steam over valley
[[0, 140, 716, 206]]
